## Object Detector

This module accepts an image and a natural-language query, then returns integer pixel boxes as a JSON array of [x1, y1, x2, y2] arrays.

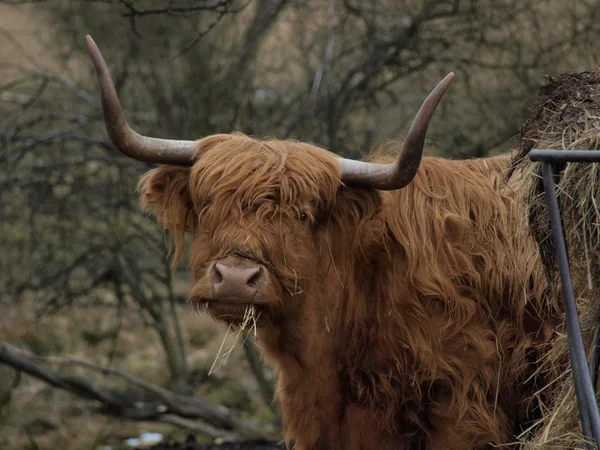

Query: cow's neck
[[257, 286, 338, 373], [256, 298, 343, 448], [256, 253, 393, 449]]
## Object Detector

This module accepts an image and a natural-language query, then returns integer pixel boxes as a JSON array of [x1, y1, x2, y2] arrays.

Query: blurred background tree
[[1, 0, 600, 448]]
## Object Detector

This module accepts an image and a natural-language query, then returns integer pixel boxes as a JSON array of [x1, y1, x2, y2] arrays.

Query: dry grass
[[0, 295, 273, 450], [209, 305, 260, 376], [509, 71, 600, 449]]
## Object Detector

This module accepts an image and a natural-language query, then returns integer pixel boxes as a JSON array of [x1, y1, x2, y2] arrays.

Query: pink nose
[[208, 257, 265, 301]]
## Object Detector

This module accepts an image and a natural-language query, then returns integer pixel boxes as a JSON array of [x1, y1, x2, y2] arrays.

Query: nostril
[[246, 268, 262, 288], [210, 263, 223, 284]]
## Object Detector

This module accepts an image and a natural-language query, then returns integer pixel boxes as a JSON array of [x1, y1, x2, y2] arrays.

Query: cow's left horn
[[86, 35, 197, 165], [338, 72, 454, 190]]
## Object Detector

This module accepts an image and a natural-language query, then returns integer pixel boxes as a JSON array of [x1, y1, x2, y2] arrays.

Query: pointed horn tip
[[438, 72, 455, 90], [84, 35, 106, 74], [85, 35, 96, 53]]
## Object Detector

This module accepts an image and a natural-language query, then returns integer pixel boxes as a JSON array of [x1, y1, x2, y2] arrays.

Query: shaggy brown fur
[[138, 132, 562, 450]]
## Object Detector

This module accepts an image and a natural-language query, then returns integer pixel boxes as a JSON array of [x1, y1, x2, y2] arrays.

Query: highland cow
[[85, 35, 562, 450]]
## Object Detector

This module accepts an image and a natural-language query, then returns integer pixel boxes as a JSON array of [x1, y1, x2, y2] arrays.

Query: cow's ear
[[137, 166, 195, 233]]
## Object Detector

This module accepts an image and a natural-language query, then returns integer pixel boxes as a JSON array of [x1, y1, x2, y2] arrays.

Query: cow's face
[[139, 134, 342, 327], [85, 35, 452, 326]]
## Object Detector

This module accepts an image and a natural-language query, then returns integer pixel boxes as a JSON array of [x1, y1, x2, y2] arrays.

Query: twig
[[115, 0, 236, 17], [166, 9, 229, 61], [160, 414, 240, 441], [0, 341, 257, 440]]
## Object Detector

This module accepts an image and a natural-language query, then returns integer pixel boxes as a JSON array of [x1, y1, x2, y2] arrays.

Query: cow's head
[[85, 35, 453, 328]]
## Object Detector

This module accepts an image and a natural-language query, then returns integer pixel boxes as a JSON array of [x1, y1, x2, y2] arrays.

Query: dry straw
[[510, 71, 600, 449], [208, 304, 260, 375]]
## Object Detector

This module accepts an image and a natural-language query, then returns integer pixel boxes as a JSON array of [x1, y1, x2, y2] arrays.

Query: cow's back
[[335, 154, 562, 447]]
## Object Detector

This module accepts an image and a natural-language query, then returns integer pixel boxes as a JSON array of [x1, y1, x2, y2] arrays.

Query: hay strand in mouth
[[208, 304, 260, 375], [209, 322, 234, 376]]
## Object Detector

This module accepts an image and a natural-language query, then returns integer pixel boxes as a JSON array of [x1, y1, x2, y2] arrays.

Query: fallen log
[[0, 341, 259, 442]]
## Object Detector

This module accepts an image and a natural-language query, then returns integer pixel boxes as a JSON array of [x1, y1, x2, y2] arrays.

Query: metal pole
[[529, 149, 600, 163], [541, 162, 600, 448]]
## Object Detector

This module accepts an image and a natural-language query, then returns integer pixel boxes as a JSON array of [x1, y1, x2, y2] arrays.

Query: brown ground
[[0, 297, 279, 450]]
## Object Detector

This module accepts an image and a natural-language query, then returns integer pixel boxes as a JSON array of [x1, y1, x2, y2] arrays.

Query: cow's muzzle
[[208, 256, 266, 302], [190, 255, 281, 324]]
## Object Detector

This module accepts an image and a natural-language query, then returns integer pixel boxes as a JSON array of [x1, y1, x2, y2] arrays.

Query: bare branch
[[309, 1, 336, 111], [167, 8, 231, 61], [112, 0, 238, 17], [0, 341, 258, 440], [159, 414, 239, 438]]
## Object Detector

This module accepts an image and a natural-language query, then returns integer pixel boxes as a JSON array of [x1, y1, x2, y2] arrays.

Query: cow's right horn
[[86, 35, 197, 166], [338, 73, 454, 190]]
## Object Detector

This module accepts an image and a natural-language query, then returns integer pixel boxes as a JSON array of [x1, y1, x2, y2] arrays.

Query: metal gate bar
[[528, 149, 600, 449]]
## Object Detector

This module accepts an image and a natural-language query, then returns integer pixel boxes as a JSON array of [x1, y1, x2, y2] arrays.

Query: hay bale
[[510, 71, 600, 449]]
